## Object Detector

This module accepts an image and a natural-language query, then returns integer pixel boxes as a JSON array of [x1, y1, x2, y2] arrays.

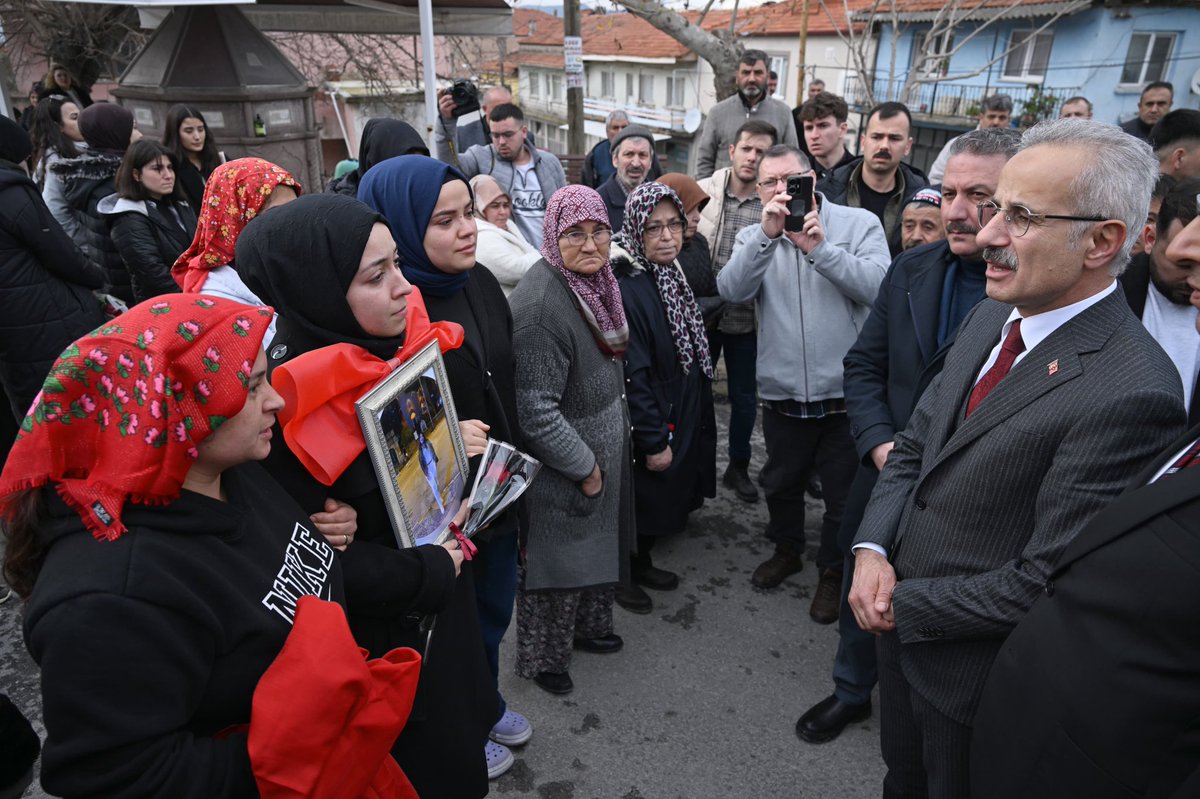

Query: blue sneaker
[[489, 709, 533, 746], [485, 740, 514, 779]]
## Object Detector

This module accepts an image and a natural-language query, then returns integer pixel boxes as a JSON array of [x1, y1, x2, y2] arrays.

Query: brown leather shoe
[[809, 568, 842, 624], [751, 544, 803, 589]]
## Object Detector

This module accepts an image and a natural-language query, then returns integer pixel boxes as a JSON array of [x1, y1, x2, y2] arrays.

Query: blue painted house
[[846, 0, 1200, 170]]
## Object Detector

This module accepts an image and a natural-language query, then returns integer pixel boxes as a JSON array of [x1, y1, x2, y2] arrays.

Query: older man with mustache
[[848, 118, 1186, 798], [969, 179, 1200, 798]]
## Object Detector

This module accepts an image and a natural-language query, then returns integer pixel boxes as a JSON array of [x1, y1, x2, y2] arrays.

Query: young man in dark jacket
[[818, 102, 928, 257]]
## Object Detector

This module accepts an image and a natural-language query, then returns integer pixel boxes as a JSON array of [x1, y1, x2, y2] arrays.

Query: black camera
[[449, 79, 481, 118]]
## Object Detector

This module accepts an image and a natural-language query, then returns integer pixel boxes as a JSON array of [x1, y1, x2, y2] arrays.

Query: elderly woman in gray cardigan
[[508, 185, 633, 696]]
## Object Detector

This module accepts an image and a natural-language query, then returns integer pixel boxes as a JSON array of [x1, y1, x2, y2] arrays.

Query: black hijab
[[328, 119, 429, 198], [0, 114, 32, 165], [78, 103, 133, 155], [236, 193, 402, 364]]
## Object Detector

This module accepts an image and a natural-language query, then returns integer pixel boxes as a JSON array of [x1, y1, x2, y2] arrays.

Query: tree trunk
[[614, 0, 742, 100]]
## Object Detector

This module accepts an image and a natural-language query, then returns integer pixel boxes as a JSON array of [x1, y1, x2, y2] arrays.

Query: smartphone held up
[[785, 174, 815, 232]]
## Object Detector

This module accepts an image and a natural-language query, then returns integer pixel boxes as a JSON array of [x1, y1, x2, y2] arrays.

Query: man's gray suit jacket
[[854, 289, 1186, 724]]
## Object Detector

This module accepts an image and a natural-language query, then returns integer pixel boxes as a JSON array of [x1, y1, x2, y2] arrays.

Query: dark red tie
[[966, 319, 1025, 418], [1164, 438, 1200, 475]]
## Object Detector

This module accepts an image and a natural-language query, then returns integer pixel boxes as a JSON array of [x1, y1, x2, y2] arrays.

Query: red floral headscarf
[[0, 295, 273, 541], [171, 158, 301, 293]]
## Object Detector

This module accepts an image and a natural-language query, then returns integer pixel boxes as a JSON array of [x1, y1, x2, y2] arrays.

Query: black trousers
[[876, 631, 972, 799], [760, 406, 858, 571]]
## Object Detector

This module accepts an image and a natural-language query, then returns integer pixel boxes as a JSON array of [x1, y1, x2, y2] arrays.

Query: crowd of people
[[0, 50, 1198, 799]]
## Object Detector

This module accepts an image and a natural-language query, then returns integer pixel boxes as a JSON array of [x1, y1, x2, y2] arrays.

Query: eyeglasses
[[643, 219, 684, 238], [559, 228, 613, 248], [976, 200, 1107, 238], [756, 173, 810, 192]]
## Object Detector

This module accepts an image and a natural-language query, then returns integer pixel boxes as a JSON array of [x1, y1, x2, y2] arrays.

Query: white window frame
[[549, 73, 563, 103], [1119, 32, 1176, 87], [601, 70, 615, 99], [911, 30, 953, 78], [527, 70, 540, 98], [666, 74, 686, 107], [638, 73, 655, 105], [1001, 29, 1053, 82], [767, 54, 788, 98], [626, 74, 635, 103]]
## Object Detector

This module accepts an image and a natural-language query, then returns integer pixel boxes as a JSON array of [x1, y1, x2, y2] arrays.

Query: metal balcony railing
[[844, 75, 1082, 124]]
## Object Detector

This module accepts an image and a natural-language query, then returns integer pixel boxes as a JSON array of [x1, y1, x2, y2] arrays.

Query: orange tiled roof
[[511, 4, 866, 62]]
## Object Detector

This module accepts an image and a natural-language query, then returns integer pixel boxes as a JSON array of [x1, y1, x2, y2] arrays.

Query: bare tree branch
[[613, 0, 743, 99]]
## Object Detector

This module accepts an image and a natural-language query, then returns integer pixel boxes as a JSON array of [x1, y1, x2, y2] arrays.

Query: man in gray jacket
[[695, 49, 799, 180], [435, 103, 566, 246], [717, 144, 890, 612]]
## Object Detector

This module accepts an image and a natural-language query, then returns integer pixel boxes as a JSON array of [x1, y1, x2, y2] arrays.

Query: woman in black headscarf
[[358, 154, 530, 781], [327, 119, 429, 198], [0, 113, 104, 423], [50, 103, 141, 303], [238, 192, 497, 798]]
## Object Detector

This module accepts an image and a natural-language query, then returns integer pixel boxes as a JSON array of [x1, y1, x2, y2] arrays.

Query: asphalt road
[[0, 398, 886, 799]]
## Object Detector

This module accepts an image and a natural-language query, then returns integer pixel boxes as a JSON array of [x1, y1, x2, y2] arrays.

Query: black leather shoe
[[634, 564, 679, 591], [751, 544, 803, 589], [723, 463, 759, 503], [795, 695, 871, 743], [809, 568, 842, 625], [573, 633, 624, 654], [614, 582, 653, 614], [533, 670, 574, 695]]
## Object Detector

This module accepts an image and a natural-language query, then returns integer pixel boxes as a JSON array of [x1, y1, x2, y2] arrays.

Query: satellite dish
[[683, 108, 703, 134], [1191, 66, 1200, 97]]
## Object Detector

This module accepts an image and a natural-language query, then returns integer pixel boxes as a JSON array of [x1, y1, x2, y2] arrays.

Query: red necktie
[[1164, 438, 1200, 475], [966, 319, 1025, 418]]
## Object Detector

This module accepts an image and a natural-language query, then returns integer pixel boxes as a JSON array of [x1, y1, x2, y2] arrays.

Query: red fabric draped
[[249, 596, 420, 799]]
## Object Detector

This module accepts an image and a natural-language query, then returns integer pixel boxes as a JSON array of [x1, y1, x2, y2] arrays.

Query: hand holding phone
[[785, 175, 815, 232]]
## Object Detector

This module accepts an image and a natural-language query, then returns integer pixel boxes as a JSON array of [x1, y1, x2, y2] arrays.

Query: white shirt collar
[[1000, 279, 1118, 358]]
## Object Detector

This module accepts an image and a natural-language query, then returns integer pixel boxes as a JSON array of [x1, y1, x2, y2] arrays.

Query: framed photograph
[[355, 341, 468, 548]]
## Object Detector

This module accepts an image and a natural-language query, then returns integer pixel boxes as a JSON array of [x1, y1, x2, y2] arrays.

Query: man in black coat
[[970, 193, 1200, 799], [0, 114, 105, 422], [794, 127, 1020, 744], [818, 102, 929, 257], [1121, 178, 1200, 426]]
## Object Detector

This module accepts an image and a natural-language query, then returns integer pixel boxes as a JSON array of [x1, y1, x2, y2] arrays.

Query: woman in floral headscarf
[[0, 296, 345, 798], [507, 185, 633, 697], [608, 181, 716, 612], [171, 158, 300, 345]]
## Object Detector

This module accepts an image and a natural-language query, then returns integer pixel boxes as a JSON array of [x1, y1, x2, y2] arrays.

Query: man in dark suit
[[848, 119, 1187, 798], [1122, 177, 1200, 426], [970, 197, 1200, 799], [795, 127, 1020, 744]]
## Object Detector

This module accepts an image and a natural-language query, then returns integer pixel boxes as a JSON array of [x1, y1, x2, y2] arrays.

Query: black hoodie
[[23, 462, 344, 799], [326, 119, 429, 198]]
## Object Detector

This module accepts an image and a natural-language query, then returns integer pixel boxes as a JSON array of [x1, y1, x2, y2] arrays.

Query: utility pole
[[796, 0, 810, 106], [564, 0, 585, 155]]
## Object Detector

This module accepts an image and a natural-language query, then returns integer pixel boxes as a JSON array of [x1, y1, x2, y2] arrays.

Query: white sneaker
[[489, 709, 533, 746], [485, 740, 514, 779]]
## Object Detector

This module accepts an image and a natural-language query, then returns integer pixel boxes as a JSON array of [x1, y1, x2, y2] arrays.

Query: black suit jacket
[[1121, 253, 1200, 426], [844, 240, 963, 465], [971, 424, 1200, 799]]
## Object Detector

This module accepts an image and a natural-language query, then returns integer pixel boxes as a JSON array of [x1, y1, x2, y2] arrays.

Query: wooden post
[[796, 0, 810, 107], [564, 0, 585, 156]]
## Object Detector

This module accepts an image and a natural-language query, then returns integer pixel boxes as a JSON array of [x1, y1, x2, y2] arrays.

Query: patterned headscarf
[[171, 158, 302, 293], [0, 295, 273, 541], [614, 182, 713, 378], [540, 185, 628, 355]]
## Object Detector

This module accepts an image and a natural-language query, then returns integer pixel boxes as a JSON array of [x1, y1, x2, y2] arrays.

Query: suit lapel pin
[[1047, 359, 1059, 376]]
